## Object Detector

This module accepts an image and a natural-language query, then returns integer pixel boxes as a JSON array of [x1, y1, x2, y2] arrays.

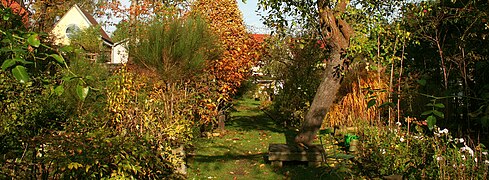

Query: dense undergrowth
[[0, 6, 230, 178], [3, 0, 489, 179], [356, 124, 489, 179]]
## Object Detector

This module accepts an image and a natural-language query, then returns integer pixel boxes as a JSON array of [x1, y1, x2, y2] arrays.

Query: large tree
[[259, 0, 354, 146]]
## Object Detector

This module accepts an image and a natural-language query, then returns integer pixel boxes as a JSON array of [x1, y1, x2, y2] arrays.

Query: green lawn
[[187, 98, 334, 180]]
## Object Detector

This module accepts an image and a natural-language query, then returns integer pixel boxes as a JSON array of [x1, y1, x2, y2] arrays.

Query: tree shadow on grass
[[227, 106, 298, 145], [188, 148, 339, 180], [189, 99, 344, 179]]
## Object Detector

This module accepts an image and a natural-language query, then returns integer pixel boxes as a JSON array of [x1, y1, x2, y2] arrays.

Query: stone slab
[[268, 144, 325, 163]]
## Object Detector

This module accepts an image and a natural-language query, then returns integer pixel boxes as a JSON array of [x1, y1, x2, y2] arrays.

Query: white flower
[[485, 160, 489, 165], [461, 146, 474, 157], [436, 156, 443, 161], [458, 138, 465, 144], [395, 121, 402, 126], [482, 151, 488, 156], [400, 137, 405, 142], [439, 128, 448, 134], [380, 149, 386, 155], [461, 154, 466, 160]]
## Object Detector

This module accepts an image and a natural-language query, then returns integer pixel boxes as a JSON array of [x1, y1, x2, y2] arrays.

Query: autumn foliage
[[324, 71, 388, 127], [192, 0, 261, 103]]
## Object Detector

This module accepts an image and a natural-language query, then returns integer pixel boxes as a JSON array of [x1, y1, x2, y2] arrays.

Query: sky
[[237, 0, 269, 33], [105, 0, 268, 34]]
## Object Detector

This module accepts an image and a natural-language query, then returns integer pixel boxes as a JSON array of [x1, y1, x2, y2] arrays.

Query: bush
[[60, 51, 112, 131], [0, 12, 201, 178], [130, 15, 219, 82], [0, 70, 68, 153], [69, 25, 103, 54], [357, 122, 489, 179], [1, 66, 196, 179], [261, 36, 328, 127]]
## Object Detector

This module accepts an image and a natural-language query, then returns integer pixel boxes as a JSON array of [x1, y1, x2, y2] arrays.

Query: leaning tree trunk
[[295, 0, 353, 146]]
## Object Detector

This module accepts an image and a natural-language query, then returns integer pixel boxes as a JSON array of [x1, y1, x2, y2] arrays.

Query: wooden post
[[218, 113, 225, 131]]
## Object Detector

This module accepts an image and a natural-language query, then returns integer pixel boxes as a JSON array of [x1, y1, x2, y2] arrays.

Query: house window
[[65, 24, 80, 39]]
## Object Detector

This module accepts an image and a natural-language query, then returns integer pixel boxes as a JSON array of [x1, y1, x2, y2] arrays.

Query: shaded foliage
[[260, 36, 328, 127], [130, 15, 219, 82]]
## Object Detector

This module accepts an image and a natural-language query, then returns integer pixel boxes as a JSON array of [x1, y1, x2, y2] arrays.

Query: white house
[[51, 4, 113, 46], [51, 4, 128, 64], [110, 39, 129, 64]]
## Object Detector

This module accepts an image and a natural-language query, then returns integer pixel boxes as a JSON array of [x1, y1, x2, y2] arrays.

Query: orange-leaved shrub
[[191, 0, 261, 119]]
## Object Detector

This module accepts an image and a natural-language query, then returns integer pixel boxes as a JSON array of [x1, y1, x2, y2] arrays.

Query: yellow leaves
[[67, 162, 83, 170], [205, 103, 217, 110], [105, 66, 197, 145]]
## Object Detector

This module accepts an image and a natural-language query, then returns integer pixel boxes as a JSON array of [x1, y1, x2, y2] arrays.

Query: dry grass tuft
[[324, 70, 388, 127]]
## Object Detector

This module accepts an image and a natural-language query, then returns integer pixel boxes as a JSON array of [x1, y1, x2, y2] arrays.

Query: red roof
[[1, 0, 30, 26], [251, 34, 269, 43]]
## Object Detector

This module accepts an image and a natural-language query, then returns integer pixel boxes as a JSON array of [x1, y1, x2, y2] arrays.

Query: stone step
[[268, 144, 325, 167]]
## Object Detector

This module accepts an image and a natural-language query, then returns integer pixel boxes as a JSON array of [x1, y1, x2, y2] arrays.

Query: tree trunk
[[294, 0, 353, 146], [295, 52, 344, 146], [130, 0, 137, 23]]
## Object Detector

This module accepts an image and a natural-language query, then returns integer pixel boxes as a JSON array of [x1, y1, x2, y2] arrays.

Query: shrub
[[69, 25, 104, 54], [1, 66, 196, 179], [261, 36, 328, 127], [60, 50, 112, 131], [130, 15, 219, 82], [0, 71, 67, 153], [357, 123, 489, 179]]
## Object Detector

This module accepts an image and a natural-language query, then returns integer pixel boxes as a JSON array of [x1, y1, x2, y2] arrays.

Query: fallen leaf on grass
[[259, 164, 265, 168]]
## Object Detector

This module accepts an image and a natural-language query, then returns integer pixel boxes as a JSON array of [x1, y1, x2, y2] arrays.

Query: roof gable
[[78, 6, 112, 44], [54, 4, 112, 44]]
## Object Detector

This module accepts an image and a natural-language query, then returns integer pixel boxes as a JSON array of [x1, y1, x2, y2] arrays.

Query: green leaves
[[27, 33, 41, 48], [2, 58, 33, 71], [427, 115, 437, 130], [54, 85, 64, 96], [417, 79, 427, 86], [50, 54, 66, 64], [76, 84, 89, 101], [421, 110, 444, 118], [426, 103, 445, 109], [422, 101, 445, 130], [367, 99, 377, 109], [11, 66, 30, 83], [1, 59, 16, 71]]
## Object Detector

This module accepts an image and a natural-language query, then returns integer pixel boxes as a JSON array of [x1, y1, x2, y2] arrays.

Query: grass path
[[187, 98, 327, 180]]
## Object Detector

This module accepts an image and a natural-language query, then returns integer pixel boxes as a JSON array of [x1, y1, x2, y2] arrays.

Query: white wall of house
[[110, 42, 128, 64], [51, 5, 91, 45]]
